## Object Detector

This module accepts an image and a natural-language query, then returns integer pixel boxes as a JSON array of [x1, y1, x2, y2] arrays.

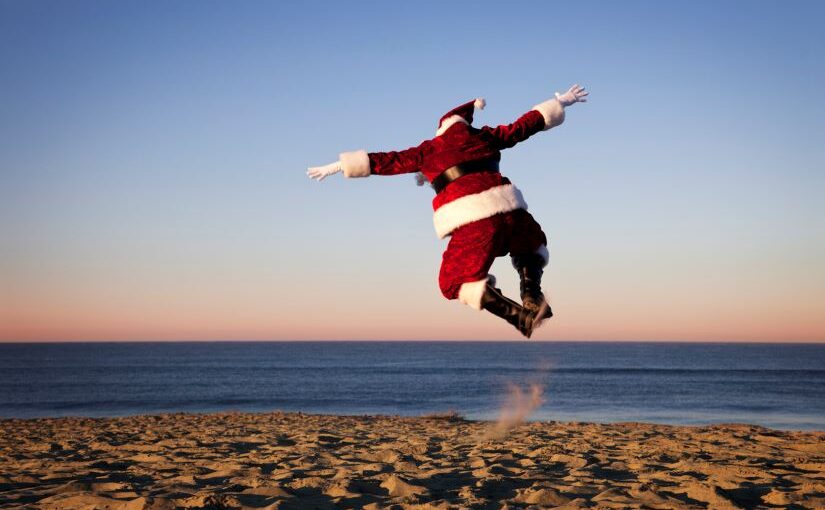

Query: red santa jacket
[[338, 98, 566, 238]]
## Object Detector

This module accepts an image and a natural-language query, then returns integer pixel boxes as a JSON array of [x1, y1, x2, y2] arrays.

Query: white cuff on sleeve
[[531, 98, 566, 131], [339, 150, 371, 178]]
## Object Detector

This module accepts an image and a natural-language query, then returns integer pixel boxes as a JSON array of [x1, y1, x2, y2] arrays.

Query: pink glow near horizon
[[3, 272, 824, 341]]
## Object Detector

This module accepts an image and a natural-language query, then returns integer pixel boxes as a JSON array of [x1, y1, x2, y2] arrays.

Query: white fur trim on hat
[[435, 115, 469, 136], [339, 150, 370, 178], [432, 184, 528, 239], [532, 98, 566, 131], [458, 277, 489, 310], [474, 98, 486, 110]]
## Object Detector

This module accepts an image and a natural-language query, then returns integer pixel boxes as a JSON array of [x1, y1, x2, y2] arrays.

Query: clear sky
[[1, 0, 824, 342]]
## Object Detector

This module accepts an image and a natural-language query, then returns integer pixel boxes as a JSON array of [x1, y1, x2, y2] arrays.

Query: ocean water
[[1, 342, 823, 430]]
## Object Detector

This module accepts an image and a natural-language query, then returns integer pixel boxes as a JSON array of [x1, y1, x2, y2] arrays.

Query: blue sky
[[1, 0, 824, 341]]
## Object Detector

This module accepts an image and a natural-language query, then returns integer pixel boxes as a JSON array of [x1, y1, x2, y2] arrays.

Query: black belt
[[431, 159, 500, 194]]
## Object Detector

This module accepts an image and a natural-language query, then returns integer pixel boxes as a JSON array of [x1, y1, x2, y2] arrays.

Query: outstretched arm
[[482, 84, 588, 149], [307, 141, 432, 182]]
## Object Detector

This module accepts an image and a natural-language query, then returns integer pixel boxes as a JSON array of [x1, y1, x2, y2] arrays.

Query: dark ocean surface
[[1, 342, 823, 430]]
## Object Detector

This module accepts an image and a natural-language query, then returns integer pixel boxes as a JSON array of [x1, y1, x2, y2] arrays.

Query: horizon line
[[2, 339, 824, 345]]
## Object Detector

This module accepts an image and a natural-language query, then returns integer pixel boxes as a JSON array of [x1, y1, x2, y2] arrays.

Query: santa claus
[[307, 84, 588, 338]]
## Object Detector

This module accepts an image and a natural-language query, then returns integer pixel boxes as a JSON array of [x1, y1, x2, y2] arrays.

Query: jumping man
[[307, 84, 588, 338]]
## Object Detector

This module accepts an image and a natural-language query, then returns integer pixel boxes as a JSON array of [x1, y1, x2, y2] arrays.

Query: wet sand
[[1, 412, 823, 509]]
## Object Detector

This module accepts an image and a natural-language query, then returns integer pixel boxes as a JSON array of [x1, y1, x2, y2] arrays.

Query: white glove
[[306, 161, 342, 182], [555, 84, 589, 107]]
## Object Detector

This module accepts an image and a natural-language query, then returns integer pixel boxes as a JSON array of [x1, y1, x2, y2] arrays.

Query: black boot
[[511, 252, 553, 320], [480, 283, 537, 338]]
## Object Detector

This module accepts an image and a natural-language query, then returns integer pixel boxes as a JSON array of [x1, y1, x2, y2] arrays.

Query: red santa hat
[[435, 98, 485, 136]]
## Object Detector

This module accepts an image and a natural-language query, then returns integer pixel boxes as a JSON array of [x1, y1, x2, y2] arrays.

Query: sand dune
[[1, 412, 823, 509]]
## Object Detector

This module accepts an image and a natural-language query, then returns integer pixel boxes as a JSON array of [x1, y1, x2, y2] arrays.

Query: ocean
[[1, 342, 823, 430]]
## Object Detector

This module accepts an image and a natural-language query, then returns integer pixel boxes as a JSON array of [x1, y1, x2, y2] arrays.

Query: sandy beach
[[1, 412, 823, 509]]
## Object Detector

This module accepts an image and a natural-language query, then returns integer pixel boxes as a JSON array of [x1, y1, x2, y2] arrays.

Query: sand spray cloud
[[481, 357, 555, 440]]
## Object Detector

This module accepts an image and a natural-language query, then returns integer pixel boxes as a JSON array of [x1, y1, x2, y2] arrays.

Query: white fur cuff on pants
[[458, 278, 488, 310]]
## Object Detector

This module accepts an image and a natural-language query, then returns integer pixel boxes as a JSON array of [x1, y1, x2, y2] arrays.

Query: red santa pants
[[438, 208, 547, 300]]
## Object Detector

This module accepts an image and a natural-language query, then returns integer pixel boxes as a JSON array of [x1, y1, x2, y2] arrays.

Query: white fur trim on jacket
[[532, 98, 566, 131], [433, 184, 528, 239], [339, 150, 370, 178], [458, 277, 489, 310], [436, 115, 469, 136]]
